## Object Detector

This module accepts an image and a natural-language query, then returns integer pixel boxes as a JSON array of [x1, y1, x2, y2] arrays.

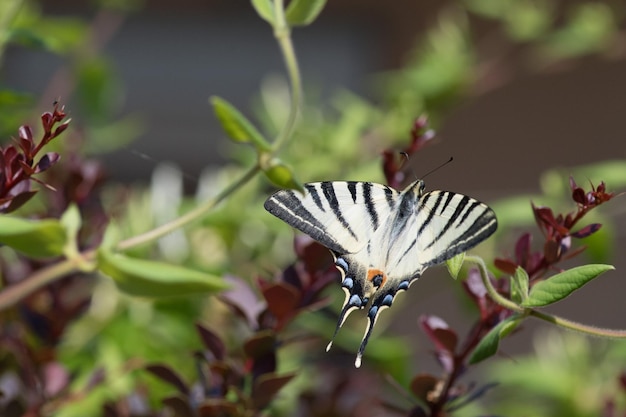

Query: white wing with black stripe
[[264, 181, 400, 254], [264, 179, 497, 367]]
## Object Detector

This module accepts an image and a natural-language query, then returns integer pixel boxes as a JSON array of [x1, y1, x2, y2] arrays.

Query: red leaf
[[419, 315, 457, 354], [19, 137, 33, 157], [162, 396, 194, 417], [18, 125, 33, 141], [36, 153, 60, 173], [197, 399, 239, 417], [571, 223, 601, 238], [243, 330, 276, 360], [0, 190, 37, 213], [543, 239, 561, 264], [146, 364, 190, 395], [252, 372, 296, 409], [52, 121, 70, 139], [514, 233, 531, 267], [494, 258, 517, 275], [41, 112, 53, 130], [260, 281, 300, 322], [572, 187, 586, 205], [195, 323, 226, 361], [410, 373, 440, 404], [218, 275, 264, 329]]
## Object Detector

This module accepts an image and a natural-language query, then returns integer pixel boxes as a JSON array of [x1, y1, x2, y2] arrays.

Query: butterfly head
[[404, 179, 426, 197]]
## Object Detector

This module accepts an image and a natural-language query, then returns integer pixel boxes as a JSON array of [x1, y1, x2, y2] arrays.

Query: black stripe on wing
[[320, 182, 359, 241], [305, 183, 326, 212], [425, 193, 470, 247], [424, 199, 497, 266], [362, 182, 379, 230], [264, 190, 349, 253]]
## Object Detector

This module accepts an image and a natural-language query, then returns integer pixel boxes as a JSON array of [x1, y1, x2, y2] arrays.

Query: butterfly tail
[[325, 294, 363, 352], [326, 255, 370, 352], [354, 278, 414, 367]]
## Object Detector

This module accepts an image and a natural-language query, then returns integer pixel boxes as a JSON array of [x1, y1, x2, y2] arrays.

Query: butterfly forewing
[[264, 181, 400, 254], [264, 179, 498, 368], [414, 190, 497, 268]]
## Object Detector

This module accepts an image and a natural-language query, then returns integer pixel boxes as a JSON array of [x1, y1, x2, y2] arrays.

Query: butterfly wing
[[264, 181, 399, 254], [385, 189, 498, 280], [350, 188, 498, 367], [265, 180, 498, 368]]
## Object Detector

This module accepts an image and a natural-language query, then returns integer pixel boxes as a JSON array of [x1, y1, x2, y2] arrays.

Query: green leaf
[[0, 216, 66, 258], [523, 264, 614, 307], [445, 252, 464, 279], [251, 0, 275, 25], [469, 315, 522, 364], [210, 96, 271, 152], [60, 204, 82, 258], [263, 159, 304, 192], [285, 0, 327, 26], [510, 266, 529, 304], [97, 250, 229, 297], [60, 204, 82, 238]]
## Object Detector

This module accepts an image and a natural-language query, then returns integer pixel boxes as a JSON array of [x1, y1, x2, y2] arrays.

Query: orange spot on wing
[[367, 268, 387, 288]]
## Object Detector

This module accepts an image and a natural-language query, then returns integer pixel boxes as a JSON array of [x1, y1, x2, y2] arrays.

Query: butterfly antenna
[[422, 156, 454, 179], [398, 151, 418, 181]]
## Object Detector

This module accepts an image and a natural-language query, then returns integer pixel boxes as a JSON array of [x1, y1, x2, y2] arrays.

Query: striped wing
[[264, 181, 400, 254], [264, 179, 498, 368], [331, 186, 497, 367], [385, 190, 497, 280]]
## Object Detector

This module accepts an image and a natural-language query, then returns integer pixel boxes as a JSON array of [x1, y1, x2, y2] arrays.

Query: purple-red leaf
[[419, 315, 458, 354], [243, 330, 276, 359], [435, 349, 455, 374], [494, 258, 517, 275], [0, 190, 37, 213], [260, 281, 300, 322], [571, 223, 602, 238], [252, 372, 296, 409], [572, 187, 586, 205], [36, 153, 60, 173], [18, 125, 33, 141], [162, 396, 194, 417], [515, 233, 531, 267], [146, 364, 190, 395], [52, 121, 70, 138], [195, 323, 226, 361], [197, 399, 239, 417], [218, 275, 264, 329], [42, 112, 53, 128], [410, 373, 440, 404]]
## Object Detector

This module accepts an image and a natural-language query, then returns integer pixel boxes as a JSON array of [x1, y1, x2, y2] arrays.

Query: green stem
[[270, 0, 302, 153], [0, 256, 84, 311], [465, 255, 626, 339], [529, 310, 626, 338], [0, 1, 306, 311], [117, 164, 260, 250], [465, 255, 524, 313], [0, 0, 24, 66]]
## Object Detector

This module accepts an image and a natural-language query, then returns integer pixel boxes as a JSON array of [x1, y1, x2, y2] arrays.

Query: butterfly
[[264, 179, 497, 367]]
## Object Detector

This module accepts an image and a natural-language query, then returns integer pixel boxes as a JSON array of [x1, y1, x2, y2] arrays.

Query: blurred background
[[1, 0, 626, 415]]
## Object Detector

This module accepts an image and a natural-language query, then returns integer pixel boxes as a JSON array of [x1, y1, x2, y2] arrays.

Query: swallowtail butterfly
[[264, 179, 497, 367]]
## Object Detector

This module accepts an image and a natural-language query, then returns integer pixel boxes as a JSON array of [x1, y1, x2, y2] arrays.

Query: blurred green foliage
[[0, 0, 625, 415]]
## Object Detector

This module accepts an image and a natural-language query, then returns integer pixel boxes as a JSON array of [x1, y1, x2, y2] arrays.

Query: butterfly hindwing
[[264, 179, 498, 368]]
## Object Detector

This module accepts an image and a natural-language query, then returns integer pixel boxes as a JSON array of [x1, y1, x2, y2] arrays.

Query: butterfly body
[[264, 179, 497, 367]]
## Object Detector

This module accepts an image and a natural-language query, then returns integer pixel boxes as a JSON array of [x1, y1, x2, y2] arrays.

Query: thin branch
[[0, 1, 305, 311], [529, 310, 626, 339], [465, 255, 524, 313]]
